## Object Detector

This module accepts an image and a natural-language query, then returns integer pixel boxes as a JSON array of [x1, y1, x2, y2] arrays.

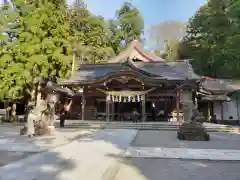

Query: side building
[[198, 77, 240, 125]]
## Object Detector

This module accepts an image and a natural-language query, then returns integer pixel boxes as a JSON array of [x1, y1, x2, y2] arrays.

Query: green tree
[[109, 1, 144, 54], [181, 0, 240, 78], [69, 0, 115, 64], [0, 0, 72, 102]]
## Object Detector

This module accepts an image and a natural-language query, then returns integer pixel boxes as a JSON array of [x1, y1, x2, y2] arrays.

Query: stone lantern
[[46, 91, 60, 126], [46, 91, 60, 104]]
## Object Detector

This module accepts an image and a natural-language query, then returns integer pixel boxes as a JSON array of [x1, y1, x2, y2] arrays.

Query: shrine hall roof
[[58, 60, 200, 85], [200, 77, 240, 93], [107, 40, 165, 63], [58, 40, 200, 85]]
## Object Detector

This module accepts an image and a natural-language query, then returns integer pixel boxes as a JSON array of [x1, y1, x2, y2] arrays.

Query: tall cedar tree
[[0, 0, 72, 102]]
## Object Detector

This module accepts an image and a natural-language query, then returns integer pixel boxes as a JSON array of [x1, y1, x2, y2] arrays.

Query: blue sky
[[69, 0, 206, 25], [68, 0, 206, 47]]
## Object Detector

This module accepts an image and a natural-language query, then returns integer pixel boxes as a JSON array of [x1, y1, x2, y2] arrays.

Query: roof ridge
[[107, 40, 165, 63]]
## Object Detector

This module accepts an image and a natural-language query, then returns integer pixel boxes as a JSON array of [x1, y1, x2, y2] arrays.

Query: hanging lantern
[[128, 96, 131, 102], [123, 97, 127, 103], [119, 95, 122, 102]]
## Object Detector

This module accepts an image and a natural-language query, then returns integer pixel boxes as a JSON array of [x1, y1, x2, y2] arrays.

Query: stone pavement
[[128, 130, 240, 161], [0, 129, 138, 180], [125, 147, 240, 160], [0, 151, 35, 167], [132, 130, 240, 149], [113, 158, 240, 180], [0, 126, 96, 153]]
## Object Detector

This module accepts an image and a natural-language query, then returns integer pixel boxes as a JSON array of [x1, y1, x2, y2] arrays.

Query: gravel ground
[[132, 131, 240, 149], [114, 158, 240, 180]]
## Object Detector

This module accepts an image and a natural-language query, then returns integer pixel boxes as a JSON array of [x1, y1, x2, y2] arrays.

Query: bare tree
[[148, 20, 187, 60]]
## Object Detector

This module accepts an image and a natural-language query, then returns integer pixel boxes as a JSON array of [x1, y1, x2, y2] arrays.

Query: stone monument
[[177, 92, 210, 141]]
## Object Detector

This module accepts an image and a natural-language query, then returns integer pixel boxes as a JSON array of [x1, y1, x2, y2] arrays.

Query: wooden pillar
[[81, 88, 85, 120], [236, 97, 239, 120], [141, 95, 146, 122], [106, 95, 110, 122], [207, 102, 211, 121], [176, 91, 180, 121], [195, 94, 198, 109], [111, 102, 115, 121], [220, 102, 224, 121]]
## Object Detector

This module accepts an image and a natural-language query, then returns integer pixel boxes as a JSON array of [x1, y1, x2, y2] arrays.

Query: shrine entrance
[[71, 73, 185, 122], [113, 102, 141, 121], [99, 88, 153, 122]]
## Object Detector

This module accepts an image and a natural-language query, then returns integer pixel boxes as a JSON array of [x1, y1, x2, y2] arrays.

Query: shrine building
[[58, 40, 200, 122]]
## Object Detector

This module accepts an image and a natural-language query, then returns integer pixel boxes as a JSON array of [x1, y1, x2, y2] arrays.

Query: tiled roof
[[58, 60, 200, 85], [200, 78, 237, 93]]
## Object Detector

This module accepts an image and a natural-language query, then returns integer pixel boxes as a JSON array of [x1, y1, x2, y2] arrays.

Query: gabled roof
[[201, 94, 230, 101], [130, 60, 199, 80], [200, 77, 238, 93], [108, 40, 165, 63], [58, 60, 199, 85]]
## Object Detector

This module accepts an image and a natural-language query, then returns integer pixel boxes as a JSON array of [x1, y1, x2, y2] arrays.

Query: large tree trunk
[[36, 83, 42, 107], [21, 84, 55, 136], [21, 101, 54, 136]]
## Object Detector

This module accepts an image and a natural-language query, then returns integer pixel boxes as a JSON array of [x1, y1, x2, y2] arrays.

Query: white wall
[[237, 98, 240, 120], [213, 98, 240, 120], [213, 102, 222, 120], [222, 99, 238, 120]]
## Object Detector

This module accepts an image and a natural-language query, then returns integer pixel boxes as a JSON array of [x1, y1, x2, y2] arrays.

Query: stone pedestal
[[20, 122, 55, 136], [48, 125, 55, 135], [177, 122, 210, 141], [34, 120, 51, 136]]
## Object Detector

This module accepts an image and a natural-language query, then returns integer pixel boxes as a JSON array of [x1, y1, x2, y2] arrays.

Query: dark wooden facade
[[58, 40, 200, 121]]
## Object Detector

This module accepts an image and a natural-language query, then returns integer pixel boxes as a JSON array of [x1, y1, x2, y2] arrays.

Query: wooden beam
[[106, 95, 110, 122], [148, 93, 177, 97]]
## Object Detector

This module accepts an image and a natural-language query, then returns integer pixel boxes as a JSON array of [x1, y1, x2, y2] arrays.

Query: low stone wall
[[213, 120, 240, 126]]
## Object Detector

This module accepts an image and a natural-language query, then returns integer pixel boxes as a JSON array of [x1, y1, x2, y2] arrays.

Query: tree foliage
[[69, 0, 115, 64], [181, 0, 240, 78], [149, 20, 186, 60], [0, 0, 145, 102], [109, 2, 144, 54], [0, 0, 72, 102], [68, 1, 144, 63]]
